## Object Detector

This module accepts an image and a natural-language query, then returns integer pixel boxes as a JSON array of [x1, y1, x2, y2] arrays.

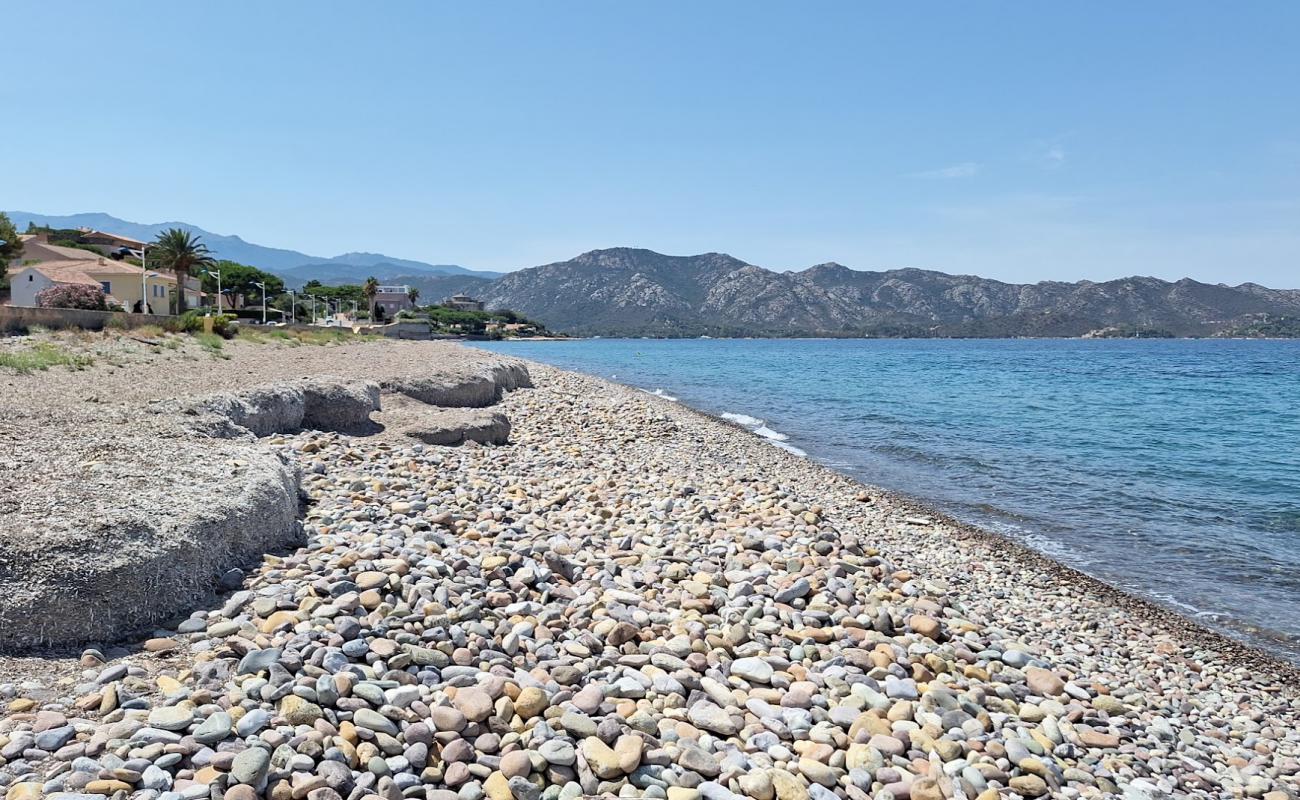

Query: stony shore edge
[[678, 394, 1300, 684], [0, 338, 1297, 800]]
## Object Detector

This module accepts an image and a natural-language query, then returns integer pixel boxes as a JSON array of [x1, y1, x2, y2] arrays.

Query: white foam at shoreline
[[773, 441, 808, 457], [753, 425, 789, 441], [721, 411, 806, 457], [643, 388, 678, 401]]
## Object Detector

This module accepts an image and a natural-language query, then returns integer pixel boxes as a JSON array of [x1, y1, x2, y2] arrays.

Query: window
[[100, 281, 112, 293]]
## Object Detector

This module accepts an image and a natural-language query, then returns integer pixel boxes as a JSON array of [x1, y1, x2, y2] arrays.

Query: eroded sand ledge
[[0, 338, 530, 651]]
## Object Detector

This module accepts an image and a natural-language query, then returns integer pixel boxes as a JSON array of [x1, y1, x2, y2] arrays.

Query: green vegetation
[[160, 310, 240, 338], [1083, 324, 1176, 339], [195, 332, 229, 357], [363, 276, 379, 317], [19, 222, 102, 256], [201, 260, 283, 312], [294, 280, 367, 321], [0, 212, 21, 291], [236, 325, 378, 346], [1216, 315, 1300, 338], [0, 342, 94, 373], [397, 305, 550, 337], [148, 228, 216, 313]]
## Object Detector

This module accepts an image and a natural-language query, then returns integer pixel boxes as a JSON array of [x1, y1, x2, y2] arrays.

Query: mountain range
[[8, 213, 1298, 337], [4, 211, 502, 283], [477, 248, 1300, 337]]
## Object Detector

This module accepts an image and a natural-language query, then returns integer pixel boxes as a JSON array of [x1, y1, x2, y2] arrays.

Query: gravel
[[0, 339, 1297, 800]]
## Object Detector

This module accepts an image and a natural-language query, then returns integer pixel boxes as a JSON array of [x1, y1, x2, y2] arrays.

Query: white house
[[8, 259, 180, 312]]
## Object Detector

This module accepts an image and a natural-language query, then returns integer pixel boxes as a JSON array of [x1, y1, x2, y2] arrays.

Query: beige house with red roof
[[8, 259, 177, 312], [76, 229, 148, 256], [6, 232, 201, 311]]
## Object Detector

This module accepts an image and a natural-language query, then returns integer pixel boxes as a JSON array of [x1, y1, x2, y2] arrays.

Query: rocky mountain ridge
[[477, 248, 1300, 337]]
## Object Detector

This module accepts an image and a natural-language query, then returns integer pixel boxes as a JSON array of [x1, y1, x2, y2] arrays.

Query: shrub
[[36, 283, 107, 311], [168, 310, 240, 339]]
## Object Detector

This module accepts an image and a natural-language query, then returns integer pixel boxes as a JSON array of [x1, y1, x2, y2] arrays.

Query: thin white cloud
[[910, 162, 980, 179], [1043, 145, 1066, 166]]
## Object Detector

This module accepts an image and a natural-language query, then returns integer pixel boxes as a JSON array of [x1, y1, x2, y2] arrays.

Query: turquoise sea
[[473, 338, 1300, 661]]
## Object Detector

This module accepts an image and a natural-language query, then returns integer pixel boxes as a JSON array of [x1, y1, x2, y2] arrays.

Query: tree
[[407, 286, 420, 306], [149, 228, 215, 313], [200, 260, 283, 310], [363, 276, 379, 316], [0, 212, 22, 291]]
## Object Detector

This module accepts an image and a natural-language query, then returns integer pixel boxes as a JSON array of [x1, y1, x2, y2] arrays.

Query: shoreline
[[479, 342, 1300, 674], [543, 359, 1300, 682], [2, 336, 1297, 799]]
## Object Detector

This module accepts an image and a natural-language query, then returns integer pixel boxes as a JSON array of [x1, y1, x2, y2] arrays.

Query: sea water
[[473, 338, 1300, 661]]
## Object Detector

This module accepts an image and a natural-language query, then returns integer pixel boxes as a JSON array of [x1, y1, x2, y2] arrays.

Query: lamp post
[[202, 268, 222, 315], [138, 245, 155, 313], [253, 281, 268, 324], [309, 295, 318, 324], [141, 271, 162, 315], [289, 289, 296, 324]]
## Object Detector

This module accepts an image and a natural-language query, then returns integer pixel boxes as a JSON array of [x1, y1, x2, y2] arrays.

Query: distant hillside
[[10, 215, 1295, 337], [4, 211, 501, 284], [394, 274, 496, 303], [479, 248, 1300, 337]]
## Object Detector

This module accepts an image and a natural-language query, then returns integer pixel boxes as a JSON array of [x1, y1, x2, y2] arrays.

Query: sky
[[4, 2, 1299, 286]]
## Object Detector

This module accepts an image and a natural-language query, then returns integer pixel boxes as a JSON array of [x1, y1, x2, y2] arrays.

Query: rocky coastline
[[0, 336, 1297, 800]]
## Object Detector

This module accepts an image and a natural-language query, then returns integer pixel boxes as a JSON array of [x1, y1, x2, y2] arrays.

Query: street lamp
[[288, 289, 296, 324], [202, 268, 222, 315], [252, 281, 268, 325], [141, 271, 162, 315], [138, 244, 156, 314]]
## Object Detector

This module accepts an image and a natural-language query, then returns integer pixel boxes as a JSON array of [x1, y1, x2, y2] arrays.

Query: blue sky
[[4, 2, 1298, 285]]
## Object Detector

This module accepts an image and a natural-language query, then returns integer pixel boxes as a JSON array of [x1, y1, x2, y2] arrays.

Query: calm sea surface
[[473, 338, 1300, 661]]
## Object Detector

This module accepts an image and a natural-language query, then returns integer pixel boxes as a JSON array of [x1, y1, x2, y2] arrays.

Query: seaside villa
[[373, 285, 415, 317], [5, 232, 201, 312], [76, 229, 148, 258], [444, 293, 485, 311], [7, 259, 181, 312]]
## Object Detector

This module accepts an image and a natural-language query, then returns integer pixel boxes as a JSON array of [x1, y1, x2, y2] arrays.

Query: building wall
[[0, 306, 175, 334], [373, 293, 413, 315], [100, 273, 173, 313], [9, 269, 56, 307]]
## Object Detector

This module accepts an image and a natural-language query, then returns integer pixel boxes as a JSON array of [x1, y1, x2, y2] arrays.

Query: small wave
[[719, 411, 806, 456], [642, 388, 678, 401], [753, 425, 789, 442]]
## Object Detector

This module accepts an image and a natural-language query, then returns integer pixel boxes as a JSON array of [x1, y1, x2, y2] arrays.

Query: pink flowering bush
[[36, 283, 108, 311]]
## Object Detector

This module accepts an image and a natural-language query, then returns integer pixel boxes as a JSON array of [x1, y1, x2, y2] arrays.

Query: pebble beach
[[2, 341, 1298, 800]]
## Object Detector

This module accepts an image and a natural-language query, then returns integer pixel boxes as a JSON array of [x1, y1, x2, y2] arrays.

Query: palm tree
[[363, 276, 379, 318], [407, 286, 420, 307], [149, 228, 215, 313]]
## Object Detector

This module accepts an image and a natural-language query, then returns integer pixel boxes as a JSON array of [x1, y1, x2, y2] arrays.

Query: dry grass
[[196, 332, 229, 358], [236, 326, 379, 346], [0, 342, 95, 374]]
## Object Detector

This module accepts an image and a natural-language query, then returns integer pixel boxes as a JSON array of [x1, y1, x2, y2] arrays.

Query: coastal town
[[0, 216, 550, 341]]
